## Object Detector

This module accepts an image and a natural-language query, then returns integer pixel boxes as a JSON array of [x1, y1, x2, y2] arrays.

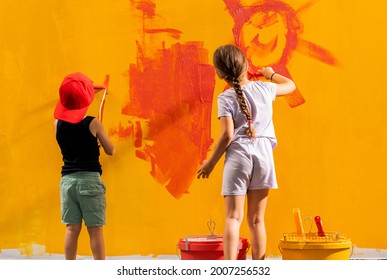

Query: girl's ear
[[244, 60, 249, 73]]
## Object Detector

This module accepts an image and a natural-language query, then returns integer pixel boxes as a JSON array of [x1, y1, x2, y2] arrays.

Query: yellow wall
[[1, 0, 386, 257]]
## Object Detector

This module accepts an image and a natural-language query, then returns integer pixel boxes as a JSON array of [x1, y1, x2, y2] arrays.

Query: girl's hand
[[258, 67, 275, 80], [197, 160, 214, 179]]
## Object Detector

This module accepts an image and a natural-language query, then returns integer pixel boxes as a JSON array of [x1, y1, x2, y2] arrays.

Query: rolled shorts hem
[[62, 220, 105, 227], [221, 185, 278, 196]]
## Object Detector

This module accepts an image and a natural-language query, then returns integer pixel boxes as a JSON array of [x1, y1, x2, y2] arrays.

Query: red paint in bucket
[[177, 236, 249, 260]]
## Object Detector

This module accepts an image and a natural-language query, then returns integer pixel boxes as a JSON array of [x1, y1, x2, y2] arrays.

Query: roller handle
[[314, 216, 325, 237]]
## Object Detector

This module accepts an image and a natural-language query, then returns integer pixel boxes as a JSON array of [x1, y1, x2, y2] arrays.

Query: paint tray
[[282, 231, 344, 242]]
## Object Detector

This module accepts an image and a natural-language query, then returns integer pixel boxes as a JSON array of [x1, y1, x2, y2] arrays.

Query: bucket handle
[[304, 216, 314, 233], [207, 220, 216, 235], [176, 244, 181, 260]]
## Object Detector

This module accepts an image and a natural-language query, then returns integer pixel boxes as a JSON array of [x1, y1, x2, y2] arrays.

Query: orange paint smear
[[122, 41, 215, 198]]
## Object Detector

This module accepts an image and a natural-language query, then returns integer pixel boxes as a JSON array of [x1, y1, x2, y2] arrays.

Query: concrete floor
[[0, 246, 386, 260]]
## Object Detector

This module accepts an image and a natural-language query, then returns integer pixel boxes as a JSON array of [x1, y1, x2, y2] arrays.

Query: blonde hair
[[213, 44, 256, 138]]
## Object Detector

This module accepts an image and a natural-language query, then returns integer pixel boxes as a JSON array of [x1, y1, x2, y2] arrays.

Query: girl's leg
[[64, 224, 82, 260], [247, 189, 269, 260], [87, 226, 105, 260], [223, 195, 245, 260]]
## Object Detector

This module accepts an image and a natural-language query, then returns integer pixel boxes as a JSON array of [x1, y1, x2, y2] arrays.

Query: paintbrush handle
[[293, 208, 305, 236], [314, 216, 325, 237]]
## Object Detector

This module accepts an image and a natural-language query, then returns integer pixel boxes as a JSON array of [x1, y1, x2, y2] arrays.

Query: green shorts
[[60, 172, 106, 227]]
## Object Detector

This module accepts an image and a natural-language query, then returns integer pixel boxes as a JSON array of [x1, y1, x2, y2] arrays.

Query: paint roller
[[93, 74, 110, 122]]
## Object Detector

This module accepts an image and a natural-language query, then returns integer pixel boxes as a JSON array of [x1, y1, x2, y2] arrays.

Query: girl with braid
[[197, 44, 296, 260]]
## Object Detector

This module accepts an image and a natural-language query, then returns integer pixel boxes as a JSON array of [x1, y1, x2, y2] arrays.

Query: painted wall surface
[[0, 0, 386, 257]]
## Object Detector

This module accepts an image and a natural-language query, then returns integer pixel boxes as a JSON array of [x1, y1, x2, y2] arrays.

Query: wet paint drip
[[223, 0, 338, 108]]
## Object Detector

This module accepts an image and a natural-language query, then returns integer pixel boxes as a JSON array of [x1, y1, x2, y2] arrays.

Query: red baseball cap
[[54, 72, 94, 123]]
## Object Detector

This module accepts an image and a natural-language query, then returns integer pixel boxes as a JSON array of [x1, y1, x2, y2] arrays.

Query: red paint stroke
[[297, 39, 338, 65], [121, 40, 215, 199], [144, 28, 182, 40], [115, 1, 214, 200], [134, 121, 142, 148], [109, 121, 133, 138], [296, 0, 320, 15], [131, 0, 156, 18], [223, 0, 338, 108]]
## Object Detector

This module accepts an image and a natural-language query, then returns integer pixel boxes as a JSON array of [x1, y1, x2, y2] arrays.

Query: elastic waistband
[[62, 171, 101, 180]]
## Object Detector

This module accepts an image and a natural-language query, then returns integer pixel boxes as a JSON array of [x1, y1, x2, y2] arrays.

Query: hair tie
[[270, 72, 277, 82], [248, 119, 253, 125]]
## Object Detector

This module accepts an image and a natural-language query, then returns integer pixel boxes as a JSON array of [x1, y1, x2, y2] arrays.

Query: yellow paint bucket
[[278, 232, 352, 260]]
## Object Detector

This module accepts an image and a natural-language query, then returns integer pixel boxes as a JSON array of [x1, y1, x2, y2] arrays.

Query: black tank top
[[56, 116, 102, 176]]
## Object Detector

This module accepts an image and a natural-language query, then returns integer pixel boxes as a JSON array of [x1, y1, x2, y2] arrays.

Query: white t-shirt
[[217, 81, 277, 147]]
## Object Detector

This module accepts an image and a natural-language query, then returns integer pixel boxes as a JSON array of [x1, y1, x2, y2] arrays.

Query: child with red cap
[[54, 72, 115, 260]]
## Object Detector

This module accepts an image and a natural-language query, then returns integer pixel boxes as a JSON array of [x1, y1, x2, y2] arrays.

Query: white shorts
[[221, 137, 278, 196]]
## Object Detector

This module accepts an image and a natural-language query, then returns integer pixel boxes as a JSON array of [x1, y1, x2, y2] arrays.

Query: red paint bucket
[[177, 236, 250, 260]]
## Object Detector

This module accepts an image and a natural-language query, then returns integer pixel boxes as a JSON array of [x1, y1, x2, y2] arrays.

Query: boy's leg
[[87, 226, 105, 260], [64, 224, 82, 260], [223, 195, 245, 260], [247, 189, 269, 260]]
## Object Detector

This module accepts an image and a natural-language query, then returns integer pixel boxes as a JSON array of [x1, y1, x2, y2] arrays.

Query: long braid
[[232, 77, 256, 138], [213, 44, 256, 139]]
